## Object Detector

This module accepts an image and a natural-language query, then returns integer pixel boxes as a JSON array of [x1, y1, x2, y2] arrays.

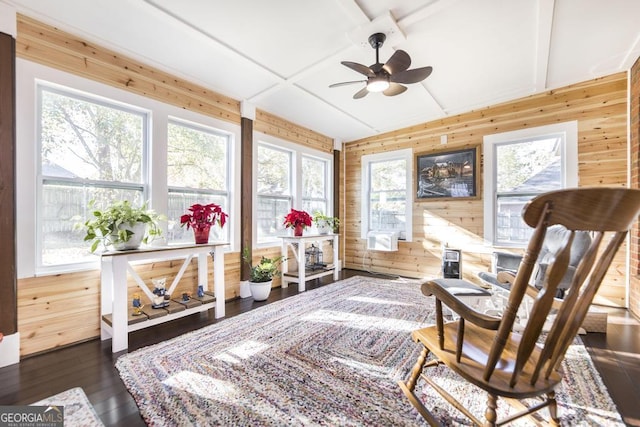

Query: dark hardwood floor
[[1, 269, 639, 426]]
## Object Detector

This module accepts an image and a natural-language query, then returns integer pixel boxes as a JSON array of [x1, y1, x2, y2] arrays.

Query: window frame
[[360, 148, 413, 242], [253, 132, 333, 248], [301, 154, 329, 216], [16, 59, 240, 276], [483, 121, 578, 247], [36, 84, 151, 271], [166, 117, 232, 244]]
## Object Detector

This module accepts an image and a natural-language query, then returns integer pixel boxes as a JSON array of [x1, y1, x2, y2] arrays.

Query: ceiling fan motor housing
[[368, 33, 386, 49]]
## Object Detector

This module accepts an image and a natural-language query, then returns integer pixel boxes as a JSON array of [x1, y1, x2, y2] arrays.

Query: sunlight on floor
[[331, 356, 393, 378], [347, 296, 413, 306], [212, 340, 270, 364], [300, 309, 425, 332], [163, 371, 237, 399]]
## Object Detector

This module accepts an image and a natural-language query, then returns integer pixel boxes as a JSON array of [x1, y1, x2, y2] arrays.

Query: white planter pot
[[250, 280, 273, 301], [112, 222, 146, 250]]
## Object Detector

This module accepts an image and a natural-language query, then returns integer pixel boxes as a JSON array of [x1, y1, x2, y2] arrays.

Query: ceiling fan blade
[[383, 50, 411, 75], [341, 61, 374, 76], [383, 83, 407, 97], [353, 86, 369, 99], [390, 66, 433, 84], [329, 80, 366, 88]]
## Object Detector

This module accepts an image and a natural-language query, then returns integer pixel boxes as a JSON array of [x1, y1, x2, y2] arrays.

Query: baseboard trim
[[0, 332, 20, 367]]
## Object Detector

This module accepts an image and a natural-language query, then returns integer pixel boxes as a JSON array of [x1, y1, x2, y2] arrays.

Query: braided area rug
[[32, 387, 104, 426], [116, 276, 623, 426]]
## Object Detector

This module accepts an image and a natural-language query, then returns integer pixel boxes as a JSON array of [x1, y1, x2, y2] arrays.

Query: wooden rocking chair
[[398, 188, 640, 426]]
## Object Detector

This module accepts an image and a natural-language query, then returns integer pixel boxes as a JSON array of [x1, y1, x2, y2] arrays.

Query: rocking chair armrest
[[497, 271, 563, 309], [496, 270, 516, 286], [525, 284, 564, 310], [421, 279, 501, 330]]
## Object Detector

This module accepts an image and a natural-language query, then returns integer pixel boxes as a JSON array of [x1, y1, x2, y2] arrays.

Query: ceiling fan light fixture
[[367, 76, 390, 92]]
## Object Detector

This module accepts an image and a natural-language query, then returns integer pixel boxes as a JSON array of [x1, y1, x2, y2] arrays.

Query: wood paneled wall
[[254, 109, 334, 153], [344, 73, 629, 307], [14, 15, 332, 356]]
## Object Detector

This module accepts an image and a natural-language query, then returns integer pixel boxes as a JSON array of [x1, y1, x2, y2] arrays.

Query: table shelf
[[100, 243, 226, 352], [279, 234, 339, 292]]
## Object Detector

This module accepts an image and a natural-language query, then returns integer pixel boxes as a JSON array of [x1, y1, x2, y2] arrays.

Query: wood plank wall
[[344, 73, 629, 307], [14, 15, 333, 356]]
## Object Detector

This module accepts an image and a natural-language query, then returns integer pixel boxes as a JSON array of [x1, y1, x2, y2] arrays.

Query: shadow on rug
[[116, 276, 623, 426], [32, 387, 104, 427]]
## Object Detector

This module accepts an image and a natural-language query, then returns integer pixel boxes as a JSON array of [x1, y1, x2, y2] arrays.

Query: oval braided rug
[[116, 276, 623, 426]]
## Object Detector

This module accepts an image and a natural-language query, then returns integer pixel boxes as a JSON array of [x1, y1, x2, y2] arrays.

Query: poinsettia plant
[[180, 203, 228, 230], [283, 208, 313, 229]]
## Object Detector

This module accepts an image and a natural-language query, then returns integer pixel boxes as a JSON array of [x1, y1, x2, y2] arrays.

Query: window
[[361, 149, 413, 241], [255, 136, 332, 246], [167, 119, 230, 243], [38, 85, 147, 267], [483, 121, 578, 246], [256, 144, 292, 243], [18, 60, 240, 275], [301, 155, 328, 216]]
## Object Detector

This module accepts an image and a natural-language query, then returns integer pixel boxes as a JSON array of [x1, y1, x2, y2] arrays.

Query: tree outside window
[[167, 120, 230, 243], [39, 87, 146, 266]]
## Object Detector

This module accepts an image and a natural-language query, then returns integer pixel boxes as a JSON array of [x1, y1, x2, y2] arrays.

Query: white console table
[[100, 243, 226, 352], [280, 234, 339, 292]]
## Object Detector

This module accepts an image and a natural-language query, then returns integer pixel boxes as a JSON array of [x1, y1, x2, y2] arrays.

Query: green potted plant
[[80, 200, 163, 252], [242, 248, 285, 301], [313, 211, 340, 235]]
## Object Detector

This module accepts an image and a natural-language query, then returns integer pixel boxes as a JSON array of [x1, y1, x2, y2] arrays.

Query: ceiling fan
[[330, 32, 433, 99]]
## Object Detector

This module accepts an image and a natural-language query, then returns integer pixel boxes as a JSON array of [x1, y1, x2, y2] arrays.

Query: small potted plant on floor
[[81, 200, 163, 252], [180, 203, 228, 244], [283, 208, 313, 236], [313, 211, 340, 235], [242, 248, 285, 301]]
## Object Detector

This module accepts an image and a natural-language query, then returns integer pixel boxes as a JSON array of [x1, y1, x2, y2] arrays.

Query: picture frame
[[415, 147, 478, 200]]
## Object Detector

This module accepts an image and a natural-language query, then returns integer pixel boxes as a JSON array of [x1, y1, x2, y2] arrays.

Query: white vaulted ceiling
[[7, 0, 640, 142]]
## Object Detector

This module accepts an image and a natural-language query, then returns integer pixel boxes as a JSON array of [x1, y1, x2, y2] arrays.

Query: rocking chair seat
[[412, 319, 562, 399]]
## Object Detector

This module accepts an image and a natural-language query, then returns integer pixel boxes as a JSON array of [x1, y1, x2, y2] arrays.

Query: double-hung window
[[39, 85, 147, 268], [483, 121, 578, 246], [167, 119, 231, 243], [255, 138, 332, 245], [361, 149, 413, 241], [301, 155, 329, 215], [256, 143, 292, 244]]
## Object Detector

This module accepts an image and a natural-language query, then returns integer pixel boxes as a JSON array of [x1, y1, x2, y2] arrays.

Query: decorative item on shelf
[[182, 292, 191, 302], [305, 244, 325, 270], [151, 277, 169, 308], [180, 203, 228, 244], [77, 200, 164, 252], [132, 293, 144, 316], [283, 208, 312, 237], [313, 212, 340, 235], [197, 285, 204, 298], [242, 247, 285, 301]]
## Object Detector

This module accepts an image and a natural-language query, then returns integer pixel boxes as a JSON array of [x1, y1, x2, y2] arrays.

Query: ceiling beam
[[534, 0, 555, 92], [396, 0, 461, 29]]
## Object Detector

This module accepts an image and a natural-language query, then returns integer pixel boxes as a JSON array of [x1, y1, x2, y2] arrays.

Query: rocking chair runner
[[398, 188, 640, 426]]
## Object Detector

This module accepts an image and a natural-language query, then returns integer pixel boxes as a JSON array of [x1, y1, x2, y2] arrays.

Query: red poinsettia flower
[[283, 208, 313, 229], [180, 203, 228, 230]]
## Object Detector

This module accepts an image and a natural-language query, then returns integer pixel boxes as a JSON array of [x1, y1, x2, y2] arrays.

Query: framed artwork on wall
[[415, 147, 478, 200]]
